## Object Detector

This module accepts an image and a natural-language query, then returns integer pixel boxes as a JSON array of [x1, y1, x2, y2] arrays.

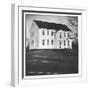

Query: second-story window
[[47, 31, 49, 35], [64, 32, 66, 37], [42, 30, 45, 35], [68, 32, 70, 37], [51, 31, 53, 36], [60, 33, 62, 38]]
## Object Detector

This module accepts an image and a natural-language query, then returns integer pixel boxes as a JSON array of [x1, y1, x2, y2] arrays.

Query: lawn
[[26, 48, 78, 76]]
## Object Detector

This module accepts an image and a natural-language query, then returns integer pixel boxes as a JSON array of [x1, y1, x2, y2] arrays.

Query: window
[[64, 32, 66, 37], [42, 40, 45, 45], [51, 40, 54, 45], [47, 39, 49, 45], [64, 40, 65, 46], [47, 31, 49, 35], [51, 31, 53, 36], [68, 32, 70, 37], [42, 30, 45, 35], [68, 40, 69, 46], [59, 41, 62, 48], [60, 33, 62, 38]]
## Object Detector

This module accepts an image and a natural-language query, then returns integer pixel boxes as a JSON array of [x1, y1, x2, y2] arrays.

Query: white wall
[[38, 29, 55, 49], [0, 0, 89, 89]]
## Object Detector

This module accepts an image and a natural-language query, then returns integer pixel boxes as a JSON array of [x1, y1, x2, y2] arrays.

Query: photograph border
[[23, 10, 81, 79]]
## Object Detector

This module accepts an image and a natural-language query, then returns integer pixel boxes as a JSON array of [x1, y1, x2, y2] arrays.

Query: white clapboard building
[[29, 20, 72, 49]]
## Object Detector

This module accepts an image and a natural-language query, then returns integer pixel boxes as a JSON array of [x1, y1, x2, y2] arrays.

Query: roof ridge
[[34, 19, 65, 25]]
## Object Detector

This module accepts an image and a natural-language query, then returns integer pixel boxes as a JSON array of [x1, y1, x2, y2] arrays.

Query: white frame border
[[11, 4, 87, 87]]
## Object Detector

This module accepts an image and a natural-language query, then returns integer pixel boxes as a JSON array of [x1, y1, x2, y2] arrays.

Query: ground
[[26, 46, 78, 76]]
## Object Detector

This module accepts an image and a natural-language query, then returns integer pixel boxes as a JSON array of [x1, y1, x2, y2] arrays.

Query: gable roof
[[34, 20, 71, 31]]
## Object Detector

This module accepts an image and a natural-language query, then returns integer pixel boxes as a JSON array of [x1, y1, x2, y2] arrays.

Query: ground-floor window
[[42, 40, 45, 45], [68, 40, 69, 46], [51, 40, 54, 45], [47, 39, 49, 45], [59, 41, 62, 48], [64, 40, 66, 46]]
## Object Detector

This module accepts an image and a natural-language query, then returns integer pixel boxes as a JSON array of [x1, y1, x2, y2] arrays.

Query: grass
[[26, 48, 78, 76]]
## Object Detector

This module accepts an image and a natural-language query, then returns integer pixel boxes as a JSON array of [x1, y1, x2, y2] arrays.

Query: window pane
[[64, 32, 66, 37], [68, 32, 70, 37], [60, 33, 62, 38], [64, 40, 65, 46], [47, 39, 49, 45], [42, 40, 45, 45], [68, 40, 69, 46], [51, 40, 53, 45], [51, 31, 53, 36], [42, 30, 44, 35], [59, 41, 62, 48], [47, 31, 49, 35]]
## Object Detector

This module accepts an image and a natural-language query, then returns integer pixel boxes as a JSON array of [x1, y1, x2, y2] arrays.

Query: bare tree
[[67, 16, 78, 44]]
